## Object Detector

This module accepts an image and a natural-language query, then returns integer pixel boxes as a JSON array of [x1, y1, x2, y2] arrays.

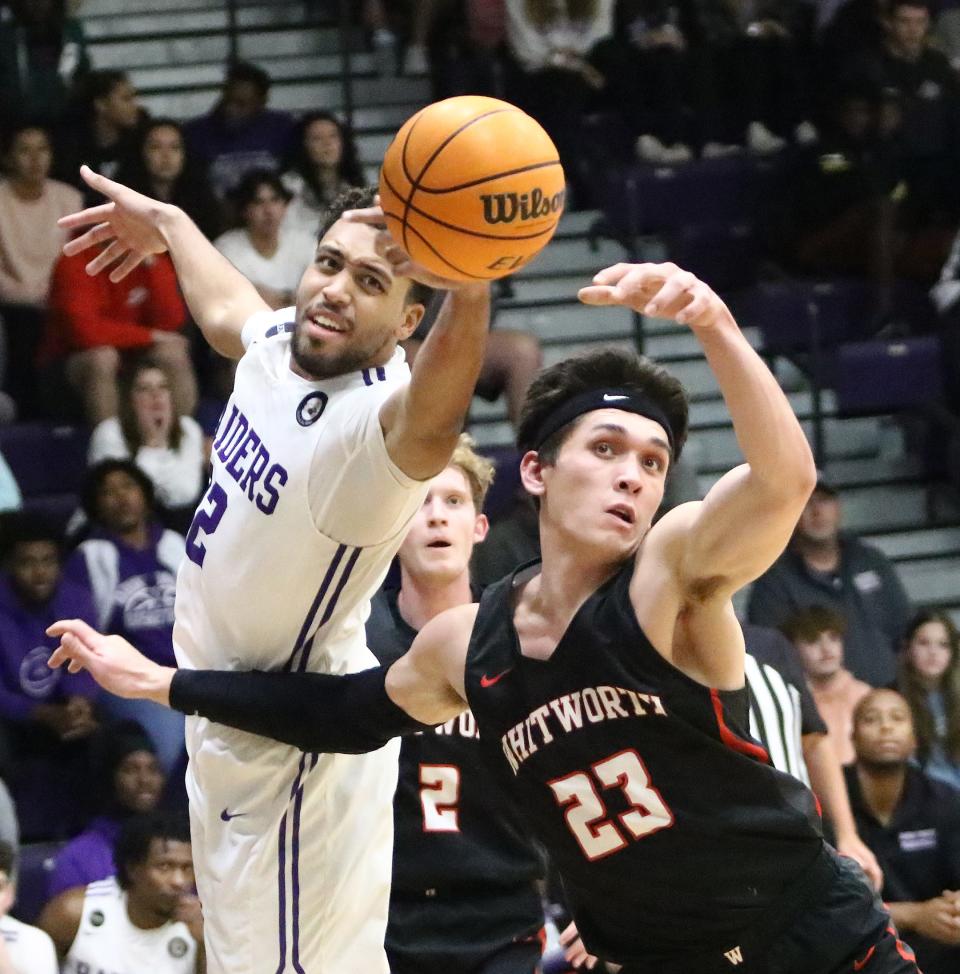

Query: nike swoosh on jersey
[[480, 668, 514, 688], [220, 808, 246, 822], [603, 394, 629, 401]]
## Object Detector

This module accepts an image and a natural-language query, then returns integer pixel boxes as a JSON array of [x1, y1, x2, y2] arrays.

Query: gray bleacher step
[[127, 52, 378, 89], [899, 557, 960, 605], [82, 0, 227, 14], [357, 132, 395, 166], [469, 420, 514, 449], [821, 454, 928, 489], [517, 238, 627, 278], [688, 389, 837, 430], [82, 5, 331, 39], [141, 82, 423, 123], [867, 526, 960, 560], [90, 35, 230, 69]]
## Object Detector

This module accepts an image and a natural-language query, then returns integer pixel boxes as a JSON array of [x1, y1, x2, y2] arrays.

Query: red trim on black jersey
[[710, 688, 770, 763]]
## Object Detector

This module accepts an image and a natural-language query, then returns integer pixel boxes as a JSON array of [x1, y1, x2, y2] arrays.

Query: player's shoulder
[[417, 603, 478, 657], [241, 306, 296, 351]]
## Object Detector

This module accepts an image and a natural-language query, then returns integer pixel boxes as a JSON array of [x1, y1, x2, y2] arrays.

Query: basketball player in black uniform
[[368, 435, 544, 974], [50, 261, 921, 974]]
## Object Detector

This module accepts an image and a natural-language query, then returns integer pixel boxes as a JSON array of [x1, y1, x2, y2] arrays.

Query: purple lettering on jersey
[[216, 411, 249, 464], [224, 428, 262, 479], [257, 464, 289, 515], [239, 445, 270, 500], [212, 403, 240, 453]]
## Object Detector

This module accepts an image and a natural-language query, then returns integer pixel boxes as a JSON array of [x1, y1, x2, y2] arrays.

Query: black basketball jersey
[[366, 587, 544, 894], [464, 562, 826, 966]]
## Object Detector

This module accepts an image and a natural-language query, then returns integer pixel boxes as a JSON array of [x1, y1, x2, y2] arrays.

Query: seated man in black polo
[[846, 688, 960, 974]]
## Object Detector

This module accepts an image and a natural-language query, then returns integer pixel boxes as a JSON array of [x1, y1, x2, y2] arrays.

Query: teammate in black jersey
[[368, 435, 544, 974], [50, 261, 921, 974]]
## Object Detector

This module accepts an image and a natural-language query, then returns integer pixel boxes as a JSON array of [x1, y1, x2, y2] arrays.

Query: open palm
[[59, 165, 172, 281]]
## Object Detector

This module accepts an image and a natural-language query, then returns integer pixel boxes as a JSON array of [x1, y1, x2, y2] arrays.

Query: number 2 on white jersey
[[419, 764, 460, 832], [185, 482, 228, 567], [548, 749, 674, 861]]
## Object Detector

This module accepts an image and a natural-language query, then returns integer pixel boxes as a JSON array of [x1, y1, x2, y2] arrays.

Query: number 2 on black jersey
[[548, 749, 674, 861], [419, 764, 460, 832]]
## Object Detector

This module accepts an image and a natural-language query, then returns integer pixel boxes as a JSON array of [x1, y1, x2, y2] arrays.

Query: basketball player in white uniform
[[56, 167, 492, 973], [39, 813, 200, 974]]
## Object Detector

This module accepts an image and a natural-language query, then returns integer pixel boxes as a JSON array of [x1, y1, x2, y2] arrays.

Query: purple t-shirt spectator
[[184, 108, 295, 198], [63, 525, 185, 668], [45, 814, 120, 899], [0, 576, 99, 722]]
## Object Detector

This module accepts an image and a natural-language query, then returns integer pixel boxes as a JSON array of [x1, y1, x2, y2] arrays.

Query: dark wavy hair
[[115, 812, 191, 889], [516, 348, 689, 463], [897, 609, 960, 766], [82, 459, 156, 524], [286, 111, 365, 205]]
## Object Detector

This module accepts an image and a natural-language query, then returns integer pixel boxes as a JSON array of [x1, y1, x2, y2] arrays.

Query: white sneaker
[[636, 134, 669, 164], [662, 143, 693, 164], [747, 121, 787, 154], [404, 44, 429, 75], [702, 141, 744, 159], [794, 120, 820, 145]]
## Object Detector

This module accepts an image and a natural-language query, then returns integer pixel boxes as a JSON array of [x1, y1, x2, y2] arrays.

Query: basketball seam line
[[401, 107, 518, 252], [393, 215, 501, 280], [410, 158, 562, 194]]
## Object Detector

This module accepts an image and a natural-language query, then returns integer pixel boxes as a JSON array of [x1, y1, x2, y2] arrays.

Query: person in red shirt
[[40, 250, 196, 425]]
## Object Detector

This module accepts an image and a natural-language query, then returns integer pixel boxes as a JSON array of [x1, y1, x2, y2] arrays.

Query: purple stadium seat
[[0, 424, 89, 498], [829, 336, 944, 416], [10, 841, 63, 925]]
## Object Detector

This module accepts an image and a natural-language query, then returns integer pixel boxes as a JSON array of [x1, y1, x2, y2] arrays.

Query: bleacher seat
[[11, 841, 62, 925]]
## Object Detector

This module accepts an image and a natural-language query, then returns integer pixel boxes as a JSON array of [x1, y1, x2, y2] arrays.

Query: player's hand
[[58, 166, 173, 282], [46, 618, 175, 706], [559, 922, 611, 970], [912, 895, 960, 944], [579, 262, 732, 331], [343, 198, 486, 294], [836, 835, 884, 891], [175, 893, 204, 943]]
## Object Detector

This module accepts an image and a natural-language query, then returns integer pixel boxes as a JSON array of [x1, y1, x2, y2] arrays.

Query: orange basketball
[[379, 95, 565, 282]]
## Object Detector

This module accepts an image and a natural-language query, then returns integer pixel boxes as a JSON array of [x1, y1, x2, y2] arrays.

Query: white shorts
[[185, 717, 399, 974]]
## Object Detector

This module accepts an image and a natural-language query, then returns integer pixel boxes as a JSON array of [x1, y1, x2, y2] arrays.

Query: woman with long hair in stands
[[897, 609, 960, 790], [281, 111, 365, 235], [87, 356, 206, 534]]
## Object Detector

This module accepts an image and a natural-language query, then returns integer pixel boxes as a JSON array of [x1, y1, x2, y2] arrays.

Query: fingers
[[342, 203, 386, 227], [590, 263, 636, 287], [559, 923, 578, 946], [58, 203, 116, 233], [79, 164, 124, 200], [47, 618, 103, 642], [109, 251, 147, 282], [85, 240, 127, 277], [578, 285, 621, 306], [62, 221, 117, 257]]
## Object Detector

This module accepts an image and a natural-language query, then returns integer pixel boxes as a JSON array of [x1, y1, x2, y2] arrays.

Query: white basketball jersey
[[63, 877, 198, 974], [0, 914, 58, 974], [174, 308, 426, 678]]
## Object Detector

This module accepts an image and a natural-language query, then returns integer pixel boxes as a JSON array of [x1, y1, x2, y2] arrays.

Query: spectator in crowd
[[0, 841, 58, 974], [0, 0, 89, 128], [840, 0, 960, 262], [58, 71, 145, 198], [0, 454, 21, 515], [503, 0, 614, 204], [184, 61, 295, 201], [39, 812, 203, 972], [116, 119, 224, 241], [0, 515, 100, 839], [743, 621, 883, 887], [46, 720, 164, 901], [213, 170, 315, 311], [0, 122, 82, 416], [846, 688, 960, 974], [781, 604, 872, 764], [0, 783, 16, 859], [64, 461, 186, 772], [40, 244, 194, 426], [281, 111, 365, 237], [87, 358, 207, 535], [367, 436, 545, 974], [747, 474, 912, 686], [788, 83, 907, 322], [897, 610, 960, 791], [425, 0, 511, 99]]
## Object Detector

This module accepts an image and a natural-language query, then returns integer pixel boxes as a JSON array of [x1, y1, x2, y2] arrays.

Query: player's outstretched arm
[[344, 204, 493, 481], [582, 262, 816, 596], [59, 166, 268, 359], [47, 610, 471, 752]]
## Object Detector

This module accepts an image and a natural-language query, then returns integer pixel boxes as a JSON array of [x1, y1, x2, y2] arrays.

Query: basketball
[[379, 95, 565, 282]]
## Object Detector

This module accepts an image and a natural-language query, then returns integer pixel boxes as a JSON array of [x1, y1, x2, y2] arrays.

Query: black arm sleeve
[[169, 664, 433, 753]]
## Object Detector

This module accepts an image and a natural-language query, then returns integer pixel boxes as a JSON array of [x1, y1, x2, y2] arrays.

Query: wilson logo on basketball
[[479, 187, 565, 225]]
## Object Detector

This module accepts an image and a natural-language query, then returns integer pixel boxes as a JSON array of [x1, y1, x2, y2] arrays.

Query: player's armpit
[[169, 665, 434, 754]]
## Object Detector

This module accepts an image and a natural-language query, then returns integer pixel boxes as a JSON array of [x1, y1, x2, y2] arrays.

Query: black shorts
[[387, 884, 543, 974], [617, 848, 920, 974]]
